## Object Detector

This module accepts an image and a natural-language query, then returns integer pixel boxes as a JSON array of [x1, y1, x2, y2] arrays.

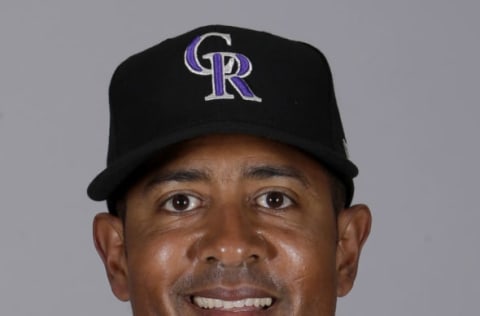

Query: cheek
[[275, 231, 336, 280], [125, 230, 193, 310], [269, 225, 338, 308]]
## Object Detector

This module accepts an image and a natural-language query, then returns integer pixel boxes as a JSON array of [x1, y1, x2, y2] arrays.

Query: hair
[[329, 174, 347, 215], [115, 197, 127, 222]]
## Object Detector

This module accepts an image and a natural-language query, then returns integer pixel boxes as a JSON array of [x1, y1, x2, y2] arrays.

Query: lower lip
[[192, 309, 268, 316]]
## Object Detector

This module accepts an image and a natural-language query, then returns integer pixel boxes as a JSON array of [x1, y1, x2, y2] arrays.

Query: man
[[88, 25, 372, 315]]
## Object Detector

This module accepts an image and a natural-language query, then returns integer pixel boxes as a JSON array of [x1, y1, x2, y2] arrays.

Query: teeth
[[193, 296, 273, 309]]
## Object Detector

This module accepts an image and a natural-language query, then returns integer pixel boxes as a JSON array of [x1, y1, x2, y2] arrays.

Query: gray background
[[1, 1, 478, 315]]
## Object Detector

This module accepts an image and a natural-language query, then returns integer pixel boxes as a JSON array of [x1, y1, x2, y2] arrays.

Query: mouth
[[192, 296, 273, 310], [188, 287, 276, 313]]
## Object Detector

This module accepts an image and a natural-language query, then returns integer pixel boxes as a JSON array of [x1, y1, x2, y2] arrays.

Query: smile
[[193, 296, 273, 310]]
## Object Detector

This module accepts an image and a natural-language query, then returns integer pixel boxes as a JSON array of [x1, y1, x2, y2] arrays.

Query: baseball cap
[[87, 25, 358, 212]]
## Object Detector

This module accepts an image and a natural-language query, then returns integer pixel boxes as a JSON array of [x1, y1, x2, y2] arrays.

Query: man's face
[[94, 134, 371, 316]]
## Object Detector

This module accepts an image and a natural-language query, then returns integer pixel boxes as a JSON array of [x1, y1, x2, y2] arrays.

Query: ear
[[335, 204, 372, 297], [93, 213, 130, 301]]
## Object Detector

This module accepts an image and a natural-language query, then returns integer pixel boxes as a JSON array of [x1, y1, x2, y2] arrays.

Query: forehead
[[135, 134, 332, 188]]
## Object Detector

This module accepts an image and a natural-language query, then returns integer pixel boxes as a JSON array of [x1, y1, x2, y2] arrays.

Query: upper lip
[[187, 285, 278, 301]]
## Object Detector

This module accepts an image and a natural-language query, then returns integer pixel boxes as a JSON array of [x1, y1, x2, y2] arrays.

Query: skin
[[93, 134, 371, 316]]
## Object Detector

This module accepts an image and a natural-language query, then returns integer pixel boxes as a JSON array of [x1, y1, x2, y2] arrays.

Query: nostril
[[246, 253, 260, 263], [197, 231, 270, 266]]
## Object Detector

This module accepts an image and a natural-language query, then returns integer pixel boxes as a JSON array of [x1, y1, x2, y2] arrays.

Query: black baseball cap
[[87, 25, 358, 212]]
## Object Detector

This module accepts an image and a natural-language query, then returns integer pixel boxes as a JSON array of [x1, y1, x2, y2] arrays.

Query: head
[[88, 25, 371, 315]]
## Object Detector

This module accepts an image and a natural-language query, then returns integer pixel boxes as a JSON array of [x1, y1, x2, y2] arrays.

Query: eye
[[255, 191, 294, 210], [162, 193, 202, 213]]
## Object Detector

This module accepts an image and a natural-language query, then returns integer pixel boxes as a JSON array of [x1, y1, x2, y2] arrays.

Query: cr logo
[[184, 32, 262, 102]]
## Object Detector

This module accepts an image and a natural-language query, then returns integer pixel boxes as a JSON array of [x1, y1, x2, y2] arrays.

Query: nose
[[192, 204, 270, 267]]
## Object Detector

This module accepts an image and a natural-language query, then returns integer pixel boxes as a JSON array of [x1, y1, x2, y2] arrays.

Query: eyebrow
[[242, 165, 310, 188], [144, 169, 210, 194], [143, 164, 310, 194]]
